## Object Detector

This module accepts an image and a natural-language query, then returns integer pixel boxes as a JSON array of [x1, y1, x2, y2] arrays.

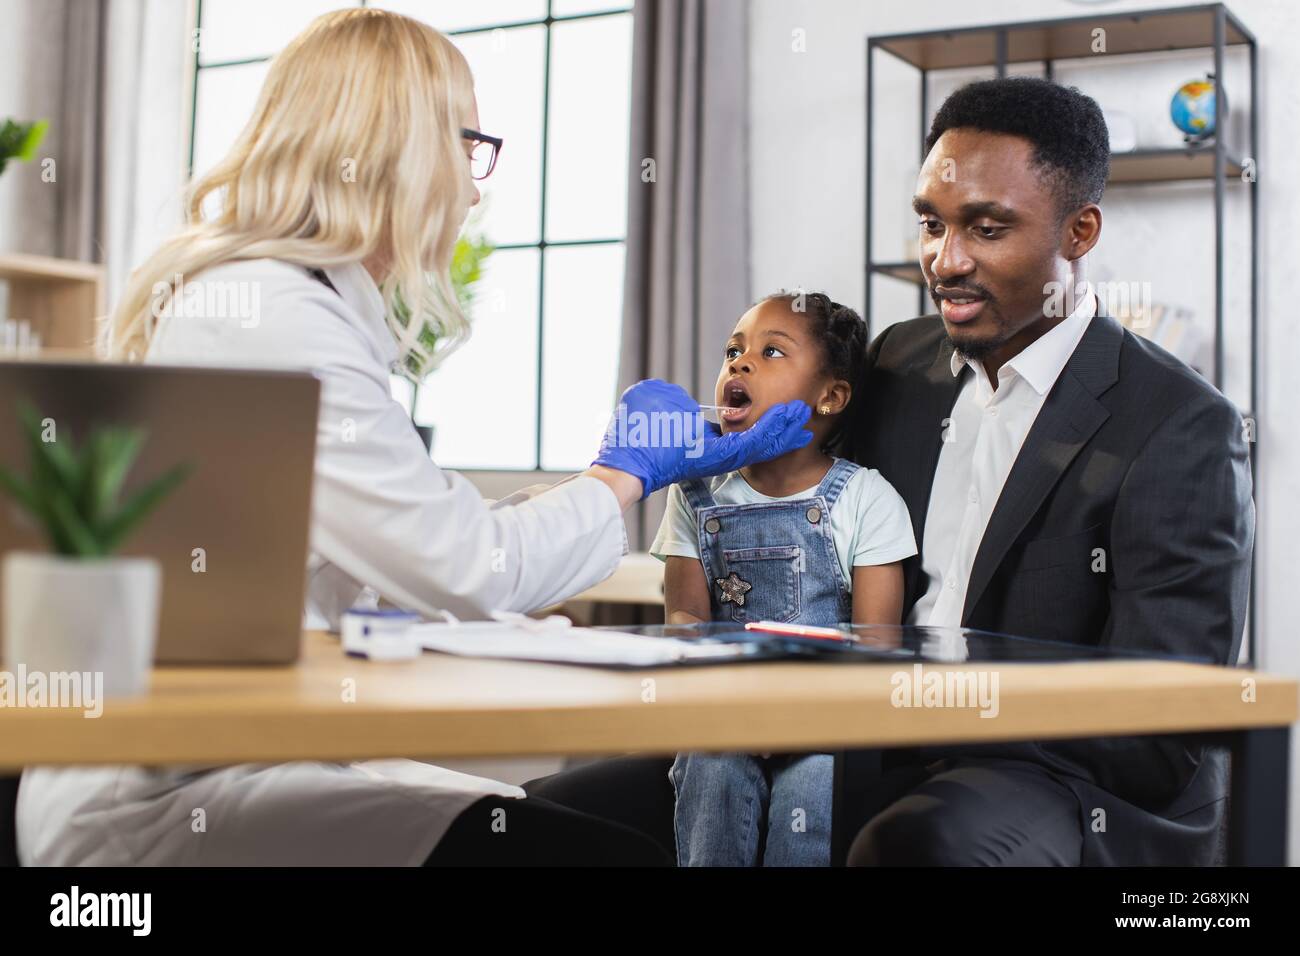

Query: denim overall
[[669, 458, 860, 866]]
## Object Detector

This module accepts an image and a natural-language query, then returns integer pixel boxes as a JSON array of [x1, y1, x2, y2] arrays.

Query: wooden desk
[[1, 630, 1294, 863]]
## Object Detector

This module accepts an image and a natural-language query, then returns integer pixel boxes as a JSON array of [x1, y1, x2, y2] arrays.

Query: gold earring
[[819, 404, 832, 415]]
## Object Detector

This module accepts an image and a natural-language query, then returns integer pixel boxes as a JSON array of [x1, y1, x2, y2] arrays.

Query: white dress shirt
[[18, 257, 630, 866], [908, 286, 1097, 628]]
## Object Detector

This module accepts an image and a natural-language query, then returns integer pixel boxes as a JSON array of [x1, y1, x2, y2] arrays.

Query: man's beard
[[944, 329, 1006, 362], [934, 293, 1009, 361]]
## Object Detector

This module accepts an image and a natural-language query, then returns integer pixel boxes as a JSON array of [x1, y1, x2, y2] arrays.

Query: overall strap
[[814, 458, 861, 510], [679, 478, 717, 515]]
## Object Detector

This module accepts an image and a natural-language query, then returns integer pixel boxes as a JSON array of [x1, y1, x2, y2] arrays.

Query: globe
[[1170, 76, 1220, 142]]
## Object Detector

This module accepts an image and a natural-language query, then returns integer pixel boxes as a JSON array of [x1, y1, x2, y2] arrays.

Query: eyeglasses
[[461, 127, 503, 180]]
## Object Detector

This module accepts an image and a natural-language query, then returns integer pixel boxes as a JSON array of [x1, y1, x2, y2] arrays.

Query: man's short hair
[[925, 76, 1111, 221]]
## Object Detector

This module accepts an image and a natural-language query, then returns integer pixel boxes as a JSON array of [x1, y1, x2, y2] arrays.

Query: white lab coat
[[16, 258, 628, 865]]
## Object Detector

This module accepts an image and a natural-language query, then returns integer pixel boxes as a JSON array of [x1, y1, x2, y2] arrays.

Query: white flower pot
[[2, 552, 161, 697]]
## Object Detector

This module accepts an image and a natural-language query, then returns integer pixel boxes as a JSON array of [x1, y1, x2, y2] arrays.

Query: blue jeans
[[670, 752, 833, 866]]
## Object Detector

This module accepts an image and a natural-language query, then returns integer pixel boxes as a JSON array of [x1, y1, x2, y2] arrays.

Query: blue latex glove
[[592, 379, 813, 499]]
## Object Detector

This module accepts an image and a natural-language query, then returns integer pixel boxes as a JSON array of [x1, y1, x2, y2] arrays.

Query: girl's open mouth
[[719, 379, 752, 422]]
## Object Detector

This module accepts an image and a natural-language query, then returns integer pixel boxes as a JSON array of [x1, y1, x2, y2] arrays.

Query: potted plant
[[0, 118, 49, 333], [396, 219, 494, 453], [0, 402, 191, 696], [0, 118, 48, 177]]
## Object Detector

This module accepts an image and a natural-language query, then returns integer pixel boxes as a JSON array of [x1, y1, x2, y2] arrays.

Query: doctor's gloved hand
[[590, 379, 813, 500]]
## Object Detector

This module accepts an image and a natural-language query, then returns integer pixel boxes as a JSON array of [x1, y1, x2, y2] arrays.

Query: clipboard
[[409, 613, 917, 669]]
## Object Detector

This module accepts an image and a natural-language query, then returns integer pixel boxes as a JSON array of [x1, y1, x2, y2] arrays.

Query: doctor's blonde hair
[[102, 7, 475, 372]]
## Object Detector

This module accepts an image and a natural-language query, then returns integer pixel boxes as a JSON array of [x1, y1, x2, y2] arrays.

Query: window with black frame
[[190, 0, 633, 471]]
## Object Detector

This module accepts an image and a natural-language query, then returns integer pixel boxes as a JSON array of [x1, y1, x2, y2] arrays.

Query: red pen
[[744, 620, 855, 642]]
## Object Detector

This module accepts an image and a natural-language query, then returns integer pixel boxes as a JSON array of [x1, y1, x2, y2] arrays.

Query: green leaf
[[0, 463, 40, 521], [83, 426, 146, 531], [99, 463, 193, 554], [12, 404, 75, 550], [46, 485, 102, 557], [0, 120, 22, 157], [16, 119, 47, 161], [16, 401, 83, 502], [450, 234, 494, 313]]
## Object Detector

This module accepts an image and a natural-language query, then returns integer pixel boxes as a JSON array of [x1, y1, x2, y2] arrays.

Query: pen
[[744, 620, 856, 642]]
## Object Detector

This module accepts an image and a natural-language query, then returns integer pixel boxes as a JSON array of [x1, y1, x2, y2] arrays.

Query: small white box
[[342, 608, 421, 661]]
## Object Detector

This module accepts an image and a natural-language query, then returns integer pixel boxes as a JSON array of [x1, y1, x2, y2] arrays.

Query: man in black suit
[[843, 77, 1254, 865], [524, 76, 1254, 867]]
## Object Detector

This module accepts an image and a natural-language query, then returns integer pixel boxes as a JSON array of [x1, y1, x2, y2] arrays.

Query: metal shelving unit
[[865, 3, 1260, 660]]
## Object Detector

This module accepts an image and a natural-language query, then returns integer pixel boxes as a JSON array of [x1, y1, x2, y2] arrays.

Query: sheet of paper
[[411, 623, 749, 667]]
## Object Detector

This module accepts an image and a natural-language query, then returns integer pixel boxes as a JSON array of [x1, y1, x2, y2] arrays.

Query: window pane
[[380, 0, 546, 33], [198, 0, 353, 64], [552, 0, 632, 16], [415, 248, 540, 469], [191, 61, 270, 178], [452, 27, 545, 245], [540, 243, 625, 471], [545, 14, 633, 242]]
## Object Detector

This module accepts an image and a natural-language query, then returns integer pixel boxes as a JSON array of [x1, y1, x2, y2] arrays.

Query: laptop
[[0, 360, 320, 664]]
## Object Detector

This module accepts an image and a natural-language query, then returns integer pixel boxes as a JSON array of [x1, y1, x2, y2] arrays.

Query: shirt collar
[[322, 261, 396, 364], [949, 282, 1097, 396]]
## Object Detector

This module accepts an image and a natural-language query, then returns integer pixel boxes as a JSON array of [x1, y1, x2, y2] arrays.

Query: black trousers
[[523, 756, 677, 861], [847, 757, 1083, 866], [425, 793, 671, 866], [523, 755, 1084, 866]]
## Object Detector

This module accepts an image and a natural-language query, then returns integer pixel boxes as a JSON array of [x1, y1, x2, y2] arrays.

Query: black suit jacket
[[847, 307, 1255, 865]]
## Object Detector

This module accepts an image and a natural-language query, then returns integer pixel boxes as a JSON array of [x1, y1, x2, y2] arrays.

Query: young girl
[[650, 291, 917, 867]]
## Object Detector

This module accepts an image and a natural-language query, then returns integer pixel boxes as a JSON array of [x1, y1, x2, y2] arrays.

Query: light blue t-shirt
[[650, 463, 917, 588]]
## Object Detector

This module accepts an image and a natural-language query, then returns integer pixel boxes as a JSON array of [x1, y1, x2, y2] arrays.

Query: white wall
[[749, 0, 1300, 862]]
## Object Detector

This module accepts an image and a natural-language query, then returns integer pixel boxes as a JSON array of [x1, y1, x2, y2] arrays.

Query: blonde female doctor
[[15, 8, 811, 867]]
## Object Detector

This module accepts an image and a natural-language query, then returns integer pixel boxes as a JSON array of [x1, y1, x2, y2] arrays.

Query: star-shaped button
[[715, 572, 752, 607]]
